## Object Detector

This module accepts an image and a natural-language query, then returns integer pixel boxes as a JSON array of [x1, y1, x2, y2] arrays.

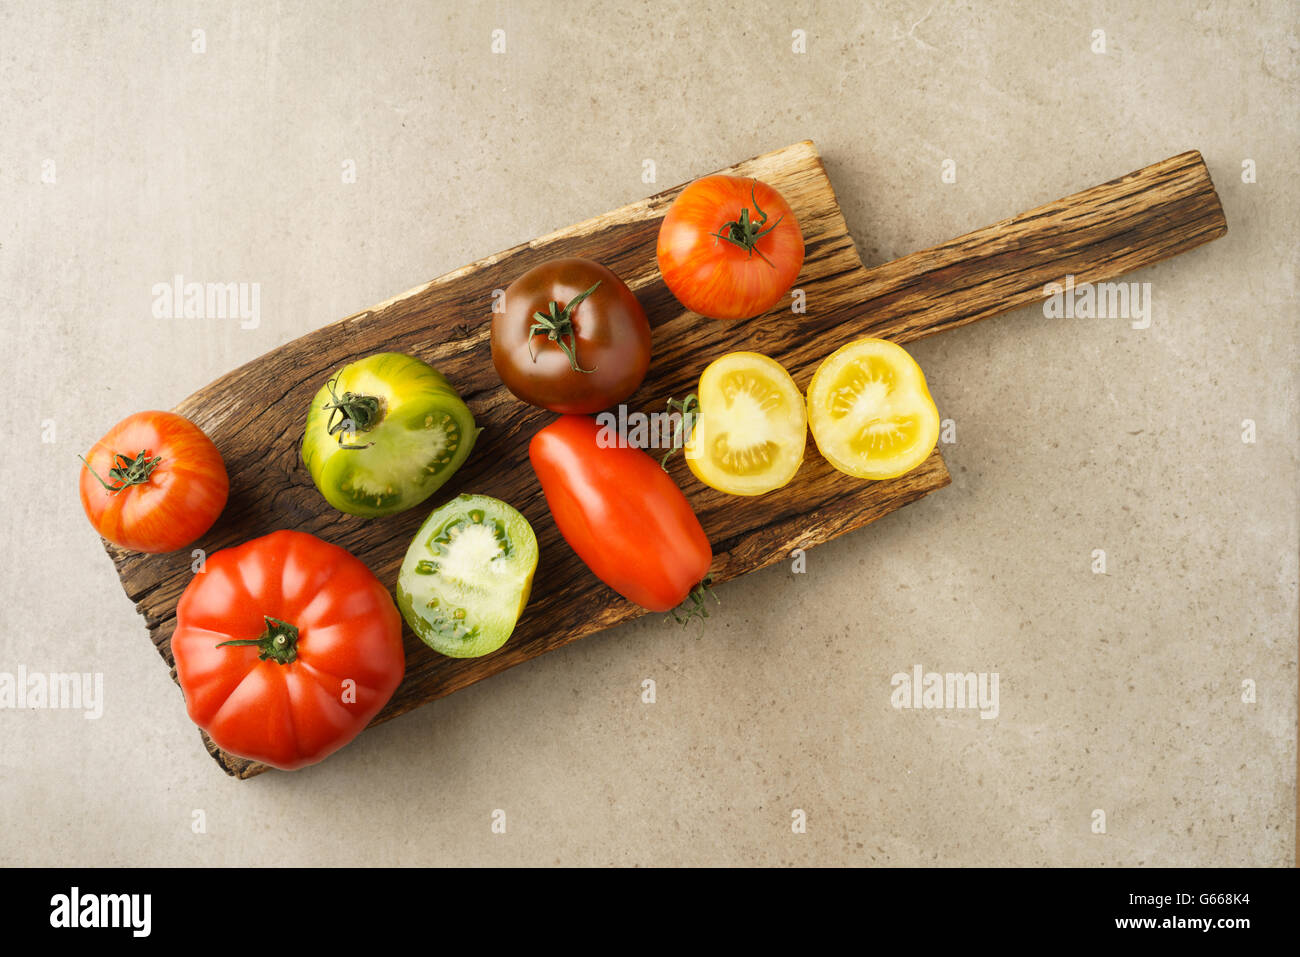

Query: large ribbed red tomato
[[656, 175, 804, 320], [529, 414, 712, 613], [172, 530, 405, 771]]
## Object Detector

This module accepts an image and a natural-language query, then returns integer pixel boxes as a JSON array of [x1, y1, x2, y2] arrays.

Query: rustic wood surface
[[102, 141, 1226, 778]]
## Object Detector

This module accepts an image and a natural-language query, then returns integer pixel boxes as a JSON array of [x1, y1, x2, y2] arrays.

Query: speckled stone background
[[1, 0, 1295, 866]]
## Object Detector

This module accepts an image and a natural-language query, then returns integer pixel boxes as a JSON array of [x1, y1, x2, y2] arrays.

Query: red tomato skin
[[172, 530, 405, 771], [656, 175, 804, 321], [79, 411, 228, 553], [529, 415, 712, 612]]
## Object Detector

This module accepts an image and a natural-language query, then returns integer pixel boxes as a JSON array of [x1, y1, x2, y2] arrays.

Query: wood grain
[[102, 141, 1226, 777]]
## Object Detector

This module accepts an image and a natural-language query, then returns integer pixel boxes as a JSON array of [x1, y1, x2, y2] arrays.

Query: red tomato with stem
[[656, 175, 804, 321], [172, 530, 405, 771], [529, 414, 713, 615], [79, 410, 228, 553]]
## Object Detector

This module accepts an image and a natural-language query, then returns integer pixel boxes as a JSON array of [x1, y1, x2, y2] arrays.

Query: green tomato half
[[397, 494, 539, 658], [302, 352, 479, 518]]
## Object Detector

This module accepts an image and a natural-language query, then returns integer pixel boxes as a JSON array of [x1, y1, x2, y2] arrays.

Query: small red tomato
[[529, 414, 712, 613], [492, 257, 652, 414], [79, 411, 229, 553], [656, 175, 804, 320], [172, 530, 406, 771]]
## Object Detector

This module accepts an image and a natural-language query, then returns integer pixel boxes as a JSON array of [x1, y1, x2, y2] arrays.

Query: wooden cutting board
[[103, 141, 1227, 777]]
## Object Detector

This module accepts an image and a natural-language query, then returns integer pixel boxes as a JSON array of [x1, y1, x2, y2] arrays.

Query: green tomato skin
[[302, 352, 479, 518], [396, 494, 538, 658]]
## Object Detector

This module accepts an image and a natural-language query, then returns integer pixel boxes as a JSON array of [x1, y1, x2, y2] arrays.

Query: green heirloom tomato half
[[302, 352, 479, 518], [397, 494, 538, 658]]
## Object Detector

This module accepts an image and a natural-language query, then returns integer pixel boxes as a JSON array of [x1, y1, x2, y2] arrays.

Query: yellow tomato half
[[685, 352, 807, 496], [806, 338, 940, 480]]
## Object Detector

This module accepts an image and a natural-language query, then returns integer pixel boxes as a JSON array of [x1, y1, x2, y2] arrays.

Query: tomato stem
[[660, 393, 700, 470], [528, 281, 601, 373], [216, 615, 300, 665], [323, 374, 382, 450], [668, 577, 719, 627], [711, 183, 782, 267], [78, 450, 162, 494]]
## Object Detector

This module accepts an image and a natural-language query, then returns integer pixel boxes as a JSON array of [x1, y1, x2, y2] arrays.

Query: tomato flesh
[[397, 494, 538, 658], [685, 352, 806, 496], [806, 338, 940, 480]]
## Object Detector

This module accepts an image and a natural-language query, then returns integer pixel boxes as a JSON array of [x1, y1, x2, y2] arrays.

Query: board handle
[[849, 151, 1228, 343]]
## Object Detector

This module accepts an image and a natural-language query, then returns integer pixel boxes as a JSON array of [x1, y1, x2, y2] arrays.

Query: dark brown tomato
[[491, 257, 651, 414]]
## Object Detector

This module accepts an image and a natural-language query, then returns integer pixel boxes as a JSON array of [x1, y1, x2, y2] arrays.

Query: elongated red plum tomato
[[492, 257, 651, 414], [656, 175, 804, 320], [79, 410, 228, 553], [172, 530, 405, 771], [529, 414, 712, 613]]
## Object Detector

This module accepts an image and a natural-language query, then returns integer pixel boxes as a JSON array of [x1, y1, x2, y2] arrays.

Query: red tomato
[[656, 175, 804, 321], [172, 530, 405, 771], [79, 411, 228, 553], [529, 415, 712, 612]]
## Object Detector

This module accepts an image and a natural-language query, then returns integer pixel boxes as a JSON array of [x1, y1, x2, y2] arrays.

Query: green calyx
[[668, 577, 719, 627], [528, 280, 601, 373], [79, 450, 162, 494], [660, 393, 701, 470], [323, 374, 382, 450], [216, 615, 301, 665], [712, 184, 783, 266]]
